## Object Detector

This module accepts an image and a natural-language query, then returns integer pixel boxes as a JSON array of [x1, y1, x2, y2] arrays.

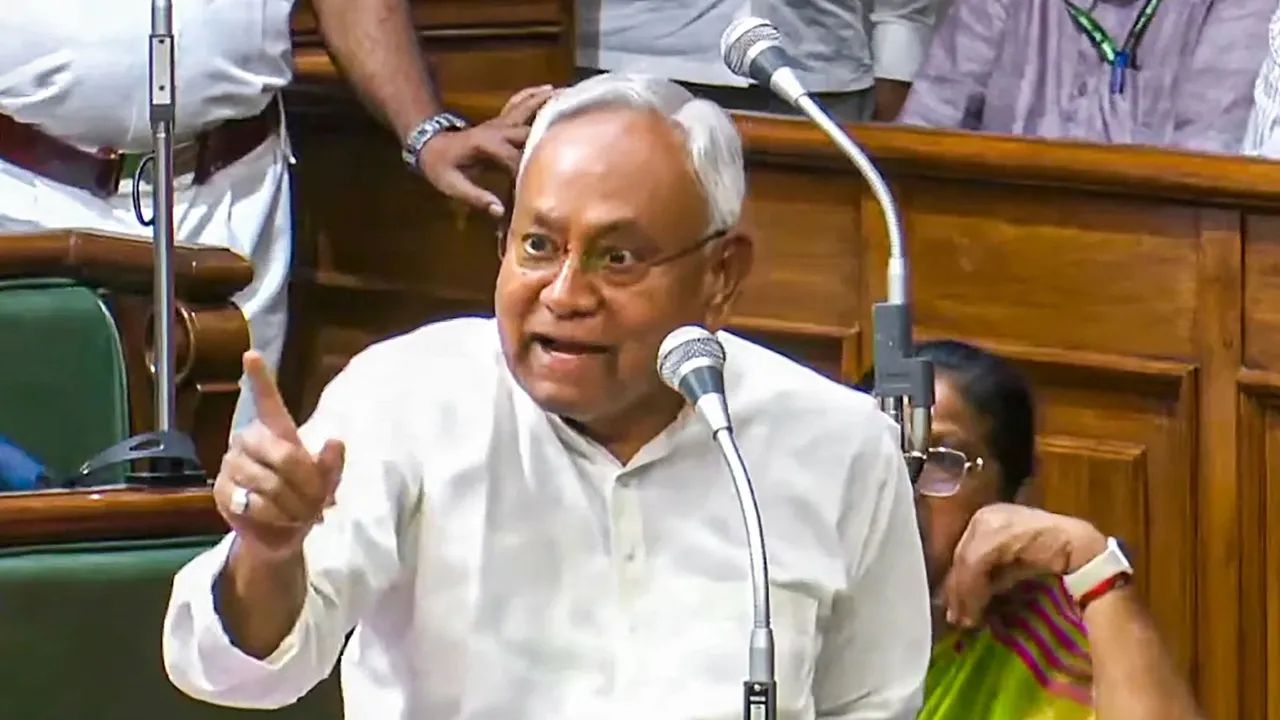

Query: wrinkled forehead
[[513, 108, 709, 237]]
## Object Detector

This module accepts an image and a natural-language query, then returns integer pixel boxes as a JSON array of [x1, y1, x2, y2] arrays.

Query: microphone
[[657, 325, 731, 432], [721, 17, 934, 481], [657, 326, 777, 720]]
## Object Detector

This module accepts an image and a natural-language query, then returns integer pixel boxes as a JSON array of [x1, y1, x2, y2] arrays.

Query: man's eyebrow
[[526, 210, 658, 245], [528, 209, 568, 234]]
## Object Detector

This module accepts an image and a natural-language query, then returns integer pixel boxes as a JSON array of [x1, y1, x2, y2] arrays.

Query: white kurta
[[162, 317, 932, 719]]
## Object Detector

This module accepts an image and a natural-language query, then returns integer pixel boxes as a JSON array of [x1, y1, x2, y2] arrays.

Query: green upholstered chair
[[0, 278, 130, 483], [0, 536, 343, 719]]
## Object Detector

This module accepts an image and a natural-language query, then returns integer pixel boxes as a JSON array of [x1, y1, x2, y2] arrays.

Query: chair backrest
[[0, 536, 343, 719], [0, 278, 129, 481]]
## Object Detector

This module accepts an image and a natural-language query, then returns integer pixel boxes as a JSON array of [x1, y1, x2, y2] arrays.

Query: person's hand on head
[[941, 503, 1107, 628], [418, 84, 559, 217], [213, 351, 345, 563]]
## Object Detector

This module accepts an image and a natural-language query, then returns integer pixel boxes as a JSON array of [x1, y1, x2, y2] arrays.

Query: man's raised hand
[[213, 351, 345, 561]]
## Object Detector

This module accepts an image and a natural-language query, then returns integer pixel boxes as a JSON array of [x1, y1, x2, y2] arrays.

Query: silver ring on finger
[[229, 485, 252, 516]]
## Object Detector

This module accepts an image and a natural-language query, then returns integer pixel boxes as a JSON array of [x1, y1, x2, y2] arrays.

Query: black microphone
[[656, 326, 777, 720], [720, 17, 935, 482]]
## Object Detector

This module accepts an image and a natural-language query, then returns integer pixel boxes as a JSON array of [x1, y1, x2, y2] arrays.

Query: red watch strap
[[1077, 572, 1132, 611]]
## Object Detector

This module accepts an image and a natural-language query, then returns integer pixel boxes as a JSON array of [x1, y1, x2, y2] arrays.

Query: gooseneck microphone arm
[[794, 92, 935, 479], [714, 426, 777, 717], [656, 328, 776, 720], [721, 18, 934, 480]]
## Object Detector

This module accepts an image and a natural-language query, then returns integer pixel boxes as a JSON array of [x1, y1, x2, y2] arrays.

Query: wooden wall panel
[[737, 166, 863, 331], [1237, 376, 1276, 720], [1033, 367, 1195, 675], [1036, 435, 1148, 567], [1244, 214, 1280, 370], [871, 180, 1200, 357]]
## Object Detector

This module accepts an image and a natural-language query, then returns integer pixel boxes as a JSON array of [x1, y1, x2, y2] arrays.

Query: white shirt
[[1243, 3, 1280, 156], [0, 0, 295, 152], [576, 0, 940, 92], [162, 317, 931, 720]]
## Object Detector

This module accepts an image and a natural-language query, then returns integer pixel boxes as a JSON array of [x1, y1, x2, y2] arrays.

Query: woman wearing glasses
[[859, 340, 1200, 719]]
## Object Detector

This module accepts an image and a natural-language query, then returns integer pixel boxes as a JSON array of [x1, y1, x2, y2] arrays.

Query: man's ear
[[704, 229, 755, 329]]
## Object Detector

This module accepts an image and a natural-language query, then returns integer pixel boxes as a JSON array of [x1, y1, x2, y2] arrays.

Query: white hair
[[517, 73, 746, 235]]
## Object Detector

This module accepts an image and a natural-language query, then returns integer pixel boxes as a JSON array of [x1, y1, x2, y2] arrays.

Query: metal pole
[[149, 0, 178, 431]]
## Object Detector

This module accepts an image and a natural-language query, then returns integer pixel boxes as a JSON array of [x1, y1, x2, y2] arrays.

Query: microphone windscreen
[[720, 17, 783, 77], [656, 325, 726, 389]]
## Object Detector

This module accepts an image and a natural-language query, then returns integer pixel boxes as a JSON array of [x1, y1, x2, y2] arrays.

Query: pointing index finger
[[243, 351, 300, 443]]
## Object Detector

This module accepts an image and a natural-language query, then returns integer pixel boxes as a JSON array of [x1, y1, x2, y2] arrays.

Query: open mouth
[[530, 333, 611, 356]]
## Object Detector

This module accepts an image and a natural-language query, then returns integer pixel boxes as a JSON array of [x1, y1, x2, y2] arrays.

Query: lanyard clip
[[1110, 50, 1130, 95]]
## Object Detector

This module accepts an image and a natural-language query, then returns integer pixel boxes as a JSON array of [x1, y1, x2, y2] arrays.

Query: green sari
[[919, 578, 1095, 719]]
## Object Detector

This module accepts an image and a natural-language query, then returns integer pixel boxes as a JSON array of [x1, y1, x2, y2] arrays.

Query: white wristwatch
[[1063, 536, 1133, 602]]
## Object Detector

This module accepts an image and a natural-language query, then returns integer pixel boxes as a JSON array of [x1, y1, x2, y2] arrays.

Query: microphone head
[[721, 17, 783, 79], [656, 325, 726, 391]]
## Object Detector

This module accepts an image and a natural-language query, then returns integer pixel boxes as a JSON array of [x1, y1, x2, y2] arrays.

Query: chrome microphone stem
[[712, 427, 775, 686], [149, 0, 178, 431], [790, 93, 934, 478], [792, 95, 906, 305]]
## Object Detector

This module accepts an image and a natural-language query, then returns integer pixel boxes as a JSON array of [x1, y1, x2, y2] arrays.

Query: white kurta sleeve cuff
[[182, 535, 308, 677]]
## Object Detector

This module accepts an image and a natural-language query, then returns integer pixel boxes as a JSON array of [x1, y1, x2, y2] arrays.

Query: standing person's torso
[[325, 318, 911, 719], [0, 0, 295, 152], [977, 0, 1213, 145], [577, 0, 874, 93]]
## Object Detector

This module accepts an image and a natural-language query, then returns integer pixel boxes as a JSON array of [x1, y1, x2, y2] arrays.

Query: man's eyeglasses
[[910, 447, 985, 498], [497, 228, 727, 289]]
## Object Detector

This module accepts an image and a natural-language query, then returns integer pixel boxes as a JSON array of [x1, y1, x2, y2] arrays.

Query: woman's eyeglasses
[[910, 447, 985, 498]]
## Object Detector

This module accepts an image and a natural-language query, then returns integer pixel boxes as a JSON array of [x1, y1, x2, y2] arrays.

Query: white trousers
[[0, 134, 292, 434]]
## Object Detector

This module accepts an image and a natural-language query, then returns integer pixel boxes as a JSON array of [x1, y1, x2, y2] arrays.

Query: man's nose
[[540, 257, 602, 317]]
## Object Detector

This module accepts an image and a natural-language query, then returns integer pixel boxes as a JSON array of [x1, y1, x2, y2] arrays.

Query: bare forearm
[[310, 0, 441, 139], [1085, 587, 1202, 720], [214, 544, 308, 660]]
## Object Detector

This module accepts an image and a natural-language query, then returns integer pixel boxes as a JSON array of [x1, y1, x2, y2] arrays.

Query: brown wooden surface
[[0, 489, 224, 546], [0, 231, 252, 492]]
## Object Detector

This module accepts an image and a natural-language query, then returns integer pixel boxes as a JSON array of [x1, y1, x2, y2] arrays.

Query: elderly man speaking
[[160, 73, 931, 720]]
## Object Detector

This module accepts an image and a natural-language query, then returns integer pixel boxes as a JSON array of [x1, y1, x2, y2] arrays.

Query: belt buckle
[[96, 148, 125, 197]]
